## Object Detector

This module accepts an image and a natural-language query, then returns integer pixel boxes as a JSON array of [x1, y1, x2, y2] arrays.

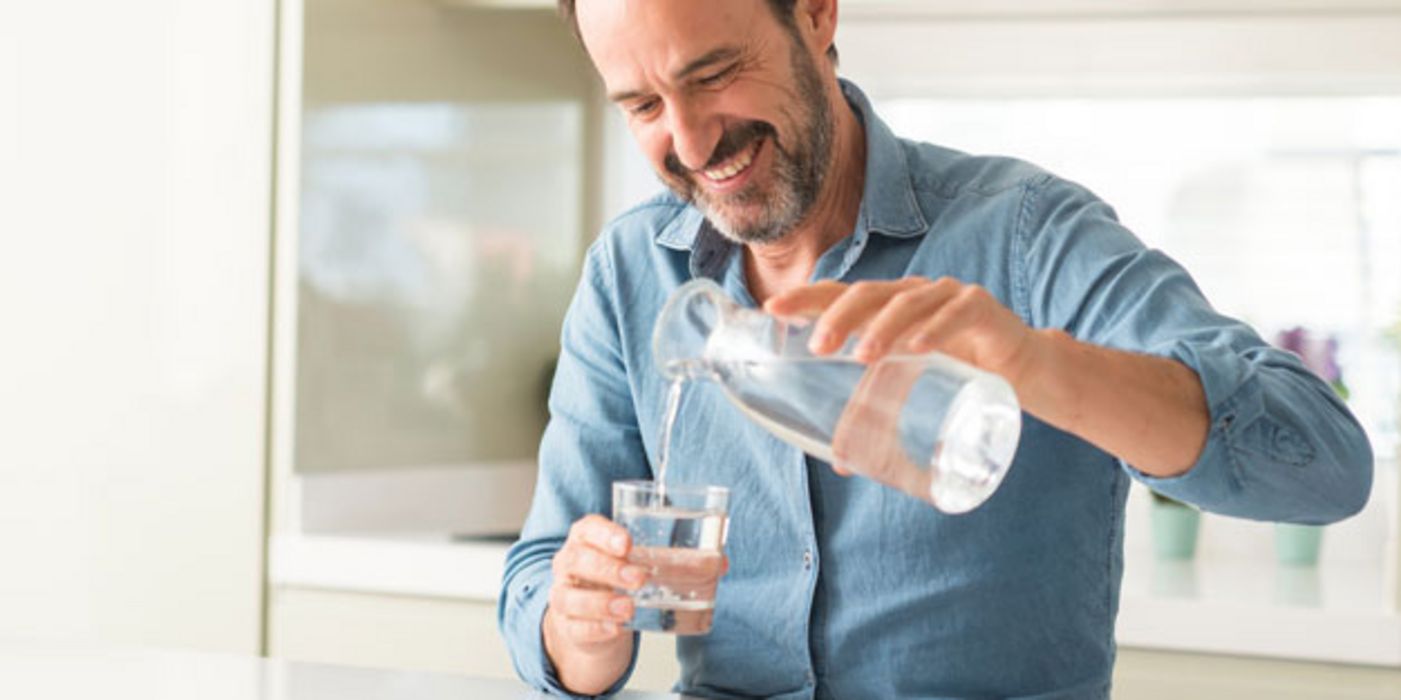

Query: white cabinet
[[265, 536, 680, 691], [269, 588, 516, 679], [270, 587, 681, 691]]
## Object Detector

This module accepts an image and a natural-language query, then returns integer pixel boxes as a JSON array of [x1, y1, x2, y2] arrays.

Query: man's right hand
[[542, 514, 647, 695]]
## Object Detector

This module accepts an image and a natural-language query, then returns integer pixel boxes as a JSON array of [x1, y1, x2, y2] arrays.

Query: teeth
[[704, 139, 761, 182]]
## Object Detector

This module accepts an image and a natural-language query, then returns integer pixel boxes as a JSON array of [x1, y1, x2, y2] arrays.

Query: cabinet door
[[0, 1, 275, 652]]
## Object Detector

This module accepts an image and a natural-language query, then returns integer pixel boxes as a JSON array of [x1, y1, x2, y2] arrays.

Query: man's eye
[[629, 99, 660, 117], [698, 67, 735, 87]]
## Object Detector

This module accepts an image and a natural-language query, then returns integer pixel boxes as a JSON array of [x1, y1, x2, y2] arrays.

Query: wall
[[0, 0, 275, 653]]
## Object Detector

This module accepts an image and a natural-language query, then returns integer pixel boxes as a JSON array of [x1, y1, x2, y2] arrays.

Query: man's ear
[[796, 0, 839, 57]]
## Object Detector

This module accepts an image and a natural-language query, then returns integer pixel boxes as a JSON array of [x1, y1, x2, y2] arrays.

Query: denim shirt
[[498, 81, 1373, 700]]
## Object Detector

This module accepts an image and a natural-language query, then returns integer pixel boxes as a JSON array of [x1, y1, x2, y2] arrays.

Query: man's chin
[[668, 180, 796, 244], [704, 210, 792, 245]]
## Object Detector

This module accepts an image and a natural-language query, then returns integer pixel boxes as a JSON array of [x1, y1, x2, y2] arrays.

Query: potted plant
[[1272, 327, 1348, 567], [1150, 490, 1200, 560], [1275, 522, 1325, 567]]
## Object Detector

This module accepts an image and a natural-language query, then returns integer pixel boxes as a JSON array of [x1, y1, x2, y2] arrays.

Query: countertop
[[0, 642, 677, 700]]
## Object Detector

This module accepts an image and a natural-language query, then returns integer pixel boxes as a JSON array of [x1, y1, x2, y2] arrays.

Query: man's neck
[[744, 91, 866, 306]]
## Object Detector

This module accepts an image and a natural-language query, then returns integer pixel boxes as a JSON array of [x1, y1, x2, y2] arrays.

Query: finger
[[809, 279, 924, 355], [568, 514, 631, 558], [761, 280, 848, 318], [852, 277, 962, 362], [907, 284, 994, 355], [554, 543, 648, 591], [560, 615, 627, 645], [550, 586, 635, 623]]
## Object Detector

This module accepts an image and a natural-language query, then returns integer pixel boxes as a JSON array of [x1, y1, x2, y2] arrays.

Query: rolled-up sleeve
[[1017, 175, 1373, 523], [497, 240, 649, 696]]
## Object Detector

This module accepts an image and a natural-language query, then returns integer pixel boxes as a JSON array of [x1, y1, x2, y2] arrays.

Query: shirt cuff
[[1119, 336, 1261, 512]]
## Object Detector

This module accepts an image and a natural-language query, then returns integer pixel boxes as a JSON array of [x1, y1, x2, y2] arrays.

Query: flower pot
[[1275, 523, 1324, 567], [1150, 499, 1201, 560]]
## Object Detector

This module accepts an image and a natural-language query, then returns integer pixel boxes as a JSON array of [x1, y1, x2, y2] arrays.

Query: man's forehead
[[576, 0, 769, 79], [575, 0, 761, 28]]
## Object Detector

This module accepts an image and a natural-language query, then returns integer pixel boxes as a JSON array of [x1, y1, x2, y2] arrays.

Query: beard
[[660, 41, 835, 245]]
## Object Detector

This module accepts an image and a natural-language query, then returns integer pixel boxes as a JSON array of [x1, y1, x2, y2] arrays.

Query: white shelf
[[1117, 557, 1401, 665], [1116, 463, 1401, 666], [269, 533, 508, 602]]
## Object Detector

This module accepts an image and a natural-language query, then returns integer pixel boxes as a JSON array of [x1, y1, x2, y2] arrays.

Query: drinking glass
[[612, 480, 729, 635]]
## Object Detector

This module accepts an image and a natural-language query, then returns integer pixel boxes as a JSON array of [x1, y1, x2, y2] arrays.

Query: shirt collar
[[843, 79, 929, 238], [654, 78, 928, 252]]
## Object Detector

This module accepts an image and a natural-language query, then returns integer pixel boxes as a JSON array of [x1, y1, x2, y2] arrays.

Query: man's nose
[[667, 103, 721, 173]]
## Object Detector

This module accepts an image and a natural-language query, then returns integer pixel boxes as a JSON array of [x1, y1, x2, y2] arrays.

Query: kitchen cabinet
[[265, 534, 680, 691]]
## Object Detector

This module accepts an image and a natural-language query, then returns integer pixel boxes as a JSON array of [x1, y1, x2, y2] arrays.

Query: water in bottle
[[652, 278, 1022, 514]]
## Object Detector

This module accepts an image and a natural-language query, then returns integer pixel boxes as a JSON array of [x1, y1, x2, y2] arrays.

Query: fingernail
[[609, 598, 631, 617], [621, 565, 646, 586], [610, 533, 628, 555], [808, 332, 832, 353], [601, 621, 618, 634]]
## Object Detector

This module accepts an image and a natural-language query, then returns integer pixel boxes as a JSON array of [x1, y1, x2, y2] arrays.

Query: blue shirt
[[498, 81, 1373, 699]]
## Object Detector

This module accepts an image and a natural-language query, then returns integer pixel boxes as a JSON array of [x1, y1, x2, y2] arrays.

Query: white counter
[[0, 642, 675, 700]]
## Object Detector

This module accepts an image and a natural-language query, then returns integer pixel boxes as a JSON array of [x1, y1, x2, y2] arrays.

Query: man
[[499, 1, 1374, 697]]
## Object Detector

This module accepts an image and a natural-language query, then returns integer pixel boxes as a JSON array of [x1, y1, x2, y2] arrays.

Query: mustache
[[664, 121, 775, 179]]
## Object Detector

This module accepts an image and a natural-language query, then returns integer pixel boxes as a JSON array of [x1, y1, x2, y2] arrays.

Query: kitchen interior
[[3, 0, 1401, 697]]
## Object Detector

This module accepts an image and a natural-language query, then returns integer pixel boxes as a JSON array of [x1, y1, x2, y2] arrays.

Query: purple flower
[[1274, 326, 1342, 384]]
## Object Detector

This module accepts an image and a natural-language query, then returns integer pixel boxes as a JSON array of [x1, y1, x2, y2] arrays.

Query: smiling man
[[498, 1, 1374, 698]]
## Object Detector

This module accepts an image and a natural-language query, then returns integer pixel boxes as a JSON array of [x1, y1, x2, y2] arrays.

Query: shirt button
[[802, 549, 813, 570]]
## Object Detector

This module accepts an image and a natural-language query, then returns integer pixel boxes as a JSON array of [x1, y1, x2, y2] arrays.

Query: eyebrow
[[606, 46, 743, 103]]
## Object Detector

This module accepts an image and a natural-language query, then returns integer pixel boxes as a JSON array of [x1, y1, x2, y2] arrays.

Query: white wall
[[837, 8, 1401, 97], [0, 1, 276, 653]]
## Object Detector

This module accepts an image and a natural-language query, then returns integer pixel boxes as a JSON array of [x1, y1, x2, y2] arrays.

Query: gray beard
[[697, 164, 807, 245]]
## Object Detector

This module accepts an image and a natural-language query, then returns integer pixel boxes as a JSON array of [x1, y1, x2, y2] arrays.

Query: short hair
[[557, 0, 839, 64]]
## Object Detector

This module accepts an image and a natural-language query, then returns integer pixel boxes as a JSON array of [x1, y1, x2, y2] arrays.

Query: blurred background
[[1, 0, 1399, 697]]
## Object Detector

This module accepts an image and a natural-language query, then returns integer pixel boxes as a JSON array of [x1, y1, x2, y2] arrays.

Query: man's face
[[577, 0, 834, 244]]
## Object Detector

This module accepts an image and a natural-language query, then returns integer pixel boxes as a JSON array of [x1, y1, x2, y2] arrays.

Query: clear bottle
[[653, 278, 1022, 514]]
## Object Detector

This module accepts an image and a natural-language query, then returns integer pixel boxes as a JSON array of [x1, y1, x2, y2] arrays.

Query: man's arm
[[498, 243, 646, 698], [1015, 327, 1209, 479], [1019, 175, 1372, 521], [767, 175, 1372, 522]]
